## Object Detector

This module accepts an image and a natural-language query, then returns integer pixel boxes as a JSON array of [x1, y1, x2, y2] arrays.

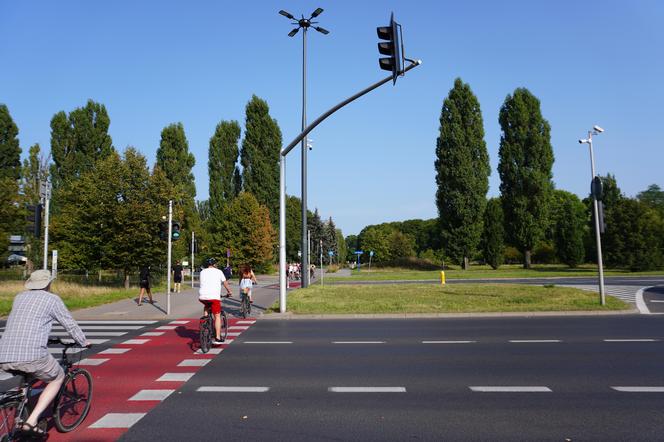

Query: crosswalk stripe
[[129, 389, 175, 401], [157, 372, 195, 382], [89, 413, 146, 429]]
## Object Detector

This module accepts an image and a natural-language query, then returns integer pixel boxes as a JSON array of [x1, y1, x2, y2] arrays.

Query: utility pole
[[167, 200, 173, 315], [191, 231, 195, 288], [40, 179, 51, 270]]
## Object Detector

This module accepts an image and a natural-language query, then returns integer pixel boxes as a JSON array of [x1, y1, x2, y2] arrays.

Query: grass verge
[[0, 280, 163, 317], [326, 264, 664, 282], [270, 283, 628, 314]]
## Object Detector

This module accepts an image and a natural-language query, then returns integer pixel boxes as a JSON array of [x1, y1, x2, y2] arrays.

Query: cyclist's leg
[[22, 355, 64, 428], [138, 287, 144, 305], [213, 312, 222, 340]]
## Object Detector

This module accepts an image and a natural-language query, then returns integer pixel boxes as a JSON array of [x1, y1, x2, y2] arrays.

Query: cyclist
[[0, 270, 90, 438], [198, 258, 233, 345], [239, 264, 257, 304]]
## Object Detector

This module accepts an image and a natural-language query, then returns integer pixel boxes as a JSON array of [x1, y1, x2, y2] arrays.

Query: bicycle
[[0, 338, 93, 440], [240, 289, 252, 319], [199, 302, 228, 354]]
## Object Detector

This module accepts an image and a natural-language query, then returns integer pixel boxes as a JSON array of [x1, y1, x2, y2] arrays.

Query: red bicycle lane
[[47, 317, 255, 442]]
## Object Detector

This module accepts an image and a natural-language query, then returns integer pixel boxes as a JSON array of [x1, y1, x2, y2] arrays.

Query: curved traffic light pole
[[278, 59, 422, 313]]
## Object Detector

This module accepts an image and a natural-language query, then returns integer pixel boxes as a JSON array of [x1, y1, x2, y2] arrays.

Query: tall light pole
[[579, 125, 606, 305], [279, 8, 329, 288]]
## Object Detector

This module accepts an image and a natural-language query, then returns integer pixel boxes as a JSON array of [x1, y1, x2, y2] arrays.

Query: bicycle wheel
[[0, 400, 27, 442], [220, 311, 228, 341], [199, 316, 211, 353], [53, 369, 93, 432], [241, 294, 248, 319]]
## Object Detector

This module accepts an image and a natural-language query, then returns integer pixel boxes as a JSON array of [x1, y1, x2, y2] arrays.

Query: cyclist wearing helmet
[[198, 258, 233, 345]]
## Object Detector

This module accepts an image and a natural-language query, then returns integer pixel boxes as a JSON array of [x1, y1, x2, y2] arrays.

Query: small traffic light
[[26, 204, 42, 238], [171, 222, 181, 241], [159, 221, 168, 241], [377, 12, 402, 84]]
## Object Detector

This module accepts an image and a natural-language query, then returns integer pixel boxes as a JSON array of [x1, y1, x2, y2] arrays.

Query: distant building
[[7, 235, 27, 264]]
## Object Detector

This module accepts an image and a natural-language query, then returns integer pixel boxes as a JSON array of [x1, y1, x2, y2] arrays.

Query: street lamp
[[279, 8, 329, 288], [579, 125, 606, 305]]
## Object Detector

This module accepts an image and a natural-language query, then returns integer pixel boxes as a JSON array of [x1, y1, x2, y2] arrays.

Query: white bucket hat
[[25, 270, 54, 290]]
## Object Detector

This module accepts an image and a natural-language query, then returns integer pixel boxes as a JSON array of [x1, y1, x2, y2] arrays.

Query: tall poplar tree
[[0, 104, 21, 258], [240, 95, 282, 225], [435, 78, 490, 269], [208, 120, 241, 214], [50, 100, 114, 189], [498, 88, 554, 268]]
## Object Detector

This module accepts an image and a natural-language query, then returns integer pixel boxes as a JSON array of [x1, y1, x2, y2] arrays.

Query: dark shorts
[[199, 299, 222, 315], [140, 280, 150, 289], [174, 275, 182, 283]]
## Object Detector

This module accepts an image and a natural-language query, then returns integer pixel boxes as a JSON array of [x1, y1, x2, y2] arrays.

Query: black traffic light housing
[[171, 222, 181, 241], [377, 12, 402, 84], [159, 221, 168, 241], [598, 202, 606, 234], [26, 204, 42, 238]]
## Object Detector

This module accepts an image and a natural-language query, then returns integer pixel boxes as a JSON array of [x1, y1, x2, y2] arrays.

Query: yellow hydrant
[[440, 270, 446, 285]]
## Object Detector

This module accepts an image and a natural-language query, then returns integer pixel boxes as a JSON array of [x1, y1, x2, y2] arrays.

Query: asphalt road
[[121, 315, 664, 441]]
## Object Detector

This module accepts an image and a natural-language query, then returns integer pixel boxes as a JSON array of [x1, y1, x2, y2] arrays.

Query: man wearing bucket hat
[[0, 270, 90, 437]]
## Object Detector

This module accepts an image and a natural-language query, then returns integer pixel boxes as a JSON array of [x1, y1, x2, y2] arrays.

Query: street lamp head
[[593, 125, 604, 133], [579, 139, 589, 144], [288, 28, 299, 37], [314, 26, 329, 35], [310, 7, 324, 18], [279, 10, 295, 20]]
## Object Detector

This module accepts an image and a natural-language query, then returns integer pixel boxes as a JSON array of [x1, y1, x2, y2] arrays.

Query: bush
[[326, 264, 339, 273], [533, 242, 556, 264], [373, 257, 441, 270], [503, 247, 523, 264]]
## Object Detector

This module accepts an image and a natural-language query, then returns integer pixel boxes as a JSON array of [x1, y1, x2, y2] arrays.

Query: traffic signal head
[[171, 222, 181, 241], [159, 221, 168, 241], [377, 12, 402, 84], [26, 204, 42, 238]]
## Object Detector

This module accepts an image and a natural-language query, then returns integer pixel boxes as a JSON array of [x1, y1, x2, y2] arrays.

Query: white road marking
[[0, 372, 14, 380], [77, 320, 156, 324], [157, 372, 195, 382], [649, 300, 664, 303], [636, 287, 652, 314], [329, 387, 406, 393], [48, 347, 85, 354], [89, 413, 146, 428], [612, 386, 664, 392], [78, 358, 110, 366], [604, 339, 658, 342], [178, 359, 210, 367], [422, 340, 476, 344], [194, 348, 223, 355], [156, 326, 177, 330], [121, 339, 150, 345], [228, 326, 250, 330], [243, 341, 292, 344], [197, 386, 269, 392], [52, 325, 145, 330], [169, 320, 190, 324], [332, 341, 386, 344], [50, 331, 127, 337], [236, 321, 255, 324], [129, 389, 175, 401], [98, 348, 131, 354], [140, 332, 165, 337], [227, 332, 242, 337], [87, 339, 110, 345], [509, 340, 562, 343], [470, 386, 552, 392]]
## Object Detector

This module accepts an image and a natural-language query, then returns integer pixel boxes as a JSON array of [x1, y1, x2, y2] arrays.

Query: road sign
[[354, 250, 364, 255], [328, 250, 334, 256], [369, 250, 374, 257]]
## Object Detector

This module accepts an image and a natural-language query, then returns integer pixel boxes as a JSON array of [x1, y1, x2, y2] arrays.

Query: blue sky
[[2, 1, 663, 235]]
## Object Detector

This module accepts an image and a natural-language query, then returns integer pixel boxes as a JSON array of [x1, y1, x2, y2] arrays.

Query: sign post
[[51, 250, 58, 279], [369, 250, 374, 272], [354, 250, 364, 271]]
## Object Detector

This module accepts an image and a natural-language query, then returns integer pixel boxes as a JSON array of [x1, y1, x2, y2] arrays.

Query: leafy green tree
[[498, 88, 554, 268], [0, 104, 21, 181], [583, 174, 623, 263], [551, 190, 586, 267], [50, 100, 113, 190], [335, 228, 346, 265], [387, 230, 416, 261], [322, 217, 338, 263], [308, 208, 324, 260], [435, 78, 490, 269], [0, 104, 22, 260], [482, 197, 505, 269], [285, 195, 303, 262], [637, 184, 664, 217], [20, 144, 46, 265], [209, 120, 241, 214], [345, 234, 359, 262], [240, 95, 282, 225]]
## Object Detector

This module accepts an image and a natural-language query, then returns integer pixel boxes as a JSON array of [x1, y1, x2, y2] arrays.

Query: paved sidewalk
[[72, 275, 281, 320]]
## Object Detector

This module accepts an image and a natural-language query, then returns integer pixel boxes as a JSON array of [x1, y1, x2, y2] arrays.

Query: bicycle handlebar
[[48, 337, 92, 349]]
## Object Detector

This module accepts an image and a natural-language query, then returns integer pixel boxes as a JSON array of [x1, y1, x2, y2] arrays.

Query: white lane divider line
[[98, 348, 131, 355], [78, 320, 157, 324], [422, 340, 476, 344], [87, 339, 110, 345], [157, 372, 195, 382], [121, 339, 150, 345], [78, 358, 110, 366], [169, 320, 190, 324], [156, 326, 178, 330], [603, 339, 658, 342], [228, 326, 250, 330], [197, 386, 270, 392], [194, 348, 223, 355], [332, 341, 386, 344], [236, 320, 256, 324], [329, 387, 406, 393], [129, 389, 175, 401], [140, 332, 165, 337], [650, 300, 664, 303], [611, 386, 664, 392], [90, 413, 146, 429], [243, 341, 292, 344], [178, 359, 211, 367], [470, 386, 552, 392], [509, 340, 562, 343]]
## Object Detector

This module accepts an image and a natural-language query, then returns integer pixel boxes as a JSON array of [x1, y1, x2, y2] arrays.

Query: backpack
[[222, 266, 233, 280]]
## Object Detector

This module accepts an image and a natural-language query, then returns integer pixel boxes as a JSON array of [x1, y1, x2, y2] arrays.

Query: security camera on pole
[[578, 126, 606, 305]]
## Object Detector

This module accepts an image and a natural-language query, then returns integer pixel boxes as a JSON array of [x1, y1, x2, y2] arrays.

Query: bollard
[[440, 270, 446, 285]]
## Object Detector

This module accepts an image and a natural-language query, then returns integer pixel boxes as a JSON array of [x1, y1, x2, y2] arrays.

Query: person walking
[[172, 260, 183, 293], [138, 265, 154, 306]]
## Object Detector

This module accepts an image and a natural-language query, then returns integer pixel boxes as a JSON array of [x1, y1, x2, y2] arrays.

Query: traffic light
[[598, 202, 606, 234], [159, 221, 168, 241], [26, 204, 42, 238], [171, 222, 181, 241], [377, 12, 402, 84]]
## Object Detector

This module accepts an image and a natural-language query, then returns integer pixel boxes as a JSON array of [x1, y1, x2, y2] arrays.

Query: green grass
[[0, 280, 165, 317], [271, 283, 628, 314], [326, 264, 664, 282]]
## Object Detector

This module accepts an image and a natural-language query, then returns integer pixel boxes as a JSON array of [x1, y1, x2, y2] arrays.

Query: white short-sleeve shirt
[[198, 267, 226, 301]]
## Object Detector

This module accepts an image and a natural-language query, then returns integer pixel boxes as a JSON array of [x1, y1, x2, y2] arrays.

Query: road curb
[[258, 308, 639, 320]]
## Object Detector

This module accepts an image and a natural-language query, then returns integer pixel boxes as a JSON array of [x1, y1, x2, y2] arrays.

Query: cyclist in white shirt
[[198, 258, 233, 345]]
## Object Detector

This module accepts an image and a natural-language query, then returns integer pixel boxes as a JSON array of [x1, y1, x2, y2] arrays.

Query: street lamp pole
[[579, 126, 606, 305], [280, 8, 329, 289]]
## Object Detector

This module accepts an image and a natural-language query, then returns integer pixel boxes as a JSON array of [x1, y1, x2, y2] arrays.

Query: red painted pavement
[[46, 317, 254, 442]]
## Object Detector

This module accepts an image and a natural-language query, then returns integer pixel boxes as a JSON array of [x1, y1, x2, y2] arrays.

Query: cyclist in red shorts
[[198, 258, 233, 345]]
